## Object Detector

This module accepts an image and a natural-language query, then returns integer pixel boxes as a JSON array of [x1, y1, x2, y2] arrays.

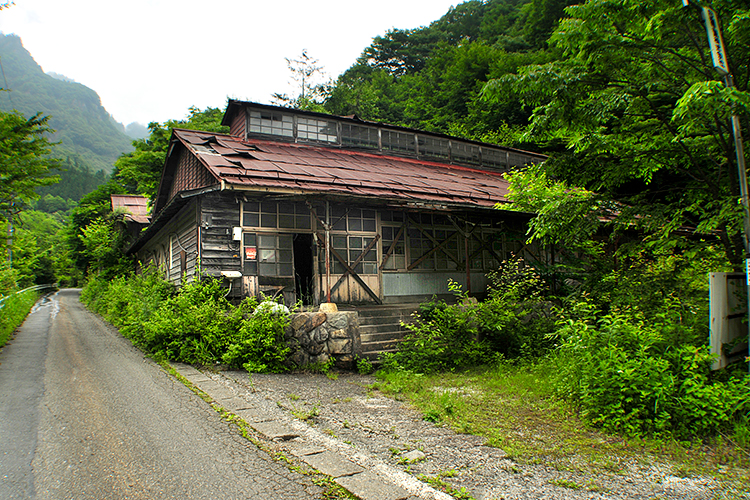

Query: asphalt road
[[0, 289, 323, 499]]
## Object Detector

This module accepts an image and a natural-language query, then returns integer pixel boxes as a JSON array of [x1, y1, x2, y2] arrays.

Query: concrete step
[[361, 339, 401, 353], [353, 304, 419, 362], [361, 331, 404, 344], [359, 323, 403, 334], [357, 315, 406, 327]]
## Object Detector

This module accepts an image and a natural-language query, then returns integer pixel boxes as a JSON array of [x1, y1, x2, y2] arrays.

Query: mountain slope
[[0, 33, 133, 173]]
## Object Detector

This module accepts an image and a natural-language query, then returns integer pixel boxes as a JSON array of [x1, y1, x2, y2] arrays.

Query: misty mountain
[[0, 33, 134, 173], [124, 121, 149, 139]]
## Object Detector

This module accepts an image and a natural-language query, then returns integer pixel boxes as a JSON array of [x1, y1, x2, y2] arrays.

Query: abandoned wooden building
[[126, 100, 547, 308]]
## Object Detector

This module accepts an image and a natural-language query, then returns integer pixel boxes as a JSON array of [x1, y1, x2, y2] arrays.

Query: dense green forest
[[0, 33, 134, 173], [321, 0, 567, 147]]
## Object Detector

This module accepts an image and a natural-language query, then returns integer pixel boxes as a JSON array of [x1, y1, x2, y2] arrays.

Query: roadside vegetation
[[0, 267, 39, 348], [81, 268, 293, 373]]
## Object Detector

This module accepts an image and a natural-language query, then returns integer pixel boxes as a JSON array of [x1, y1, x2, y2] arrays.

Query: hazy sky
[[0, 0, 459, 126]]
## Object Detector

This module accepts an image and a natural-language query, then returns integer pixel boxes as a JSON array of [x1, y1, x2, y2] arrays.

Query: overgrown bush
[[550, 296, 750, 438], [381, 279, 492, 374], [221, 300, 291, 373], [479, 258, 556, 358], [81, 270, 292, 372], [0, 265, 38, 347], [383, 260, 557, 374]]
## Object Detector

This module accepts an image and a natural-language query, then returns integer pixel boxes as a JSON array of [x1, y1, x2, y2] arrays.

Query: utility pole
[[683, 0, 750, 371], [6, 205, 13, 269]]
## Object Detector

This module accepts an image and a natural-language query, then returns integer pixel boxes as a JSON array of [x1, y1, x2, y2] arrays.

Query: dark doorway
[[293, 233, 314, 305]]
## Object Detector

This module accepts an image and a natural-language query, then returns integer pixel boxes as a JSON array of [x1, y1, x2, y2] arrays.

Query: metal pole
[[6, 208, 12, 269], [684, 1, 749, 370], [325, 201, 331, 303]]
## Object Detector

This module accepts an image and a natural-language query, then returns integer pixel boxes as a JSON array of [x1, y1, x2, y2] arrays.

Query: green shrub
[[81, 271, 293, 372], [479, 258, 557, 358], [222, 298, 291, 373], [551, 297, 750, 438], [382, 280, 496, 374], [139, 278, 245, 364], [382, 260, 556, 374]]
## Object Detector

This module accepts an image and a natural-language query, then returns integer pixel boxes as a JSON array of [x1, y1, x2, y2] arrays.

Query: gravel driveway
[[202, 369, 745, 500]]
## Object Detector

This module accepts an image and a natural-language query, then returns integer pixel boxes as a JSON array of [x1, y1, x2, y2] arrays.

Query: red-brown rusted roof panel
[[172, 129, 513, 206], [111, 194, 150, 216]]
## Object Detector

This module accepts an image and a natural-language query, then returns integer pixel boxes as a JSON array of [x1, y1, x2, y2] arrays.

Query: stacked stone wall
[[285, 311, 361, 369]]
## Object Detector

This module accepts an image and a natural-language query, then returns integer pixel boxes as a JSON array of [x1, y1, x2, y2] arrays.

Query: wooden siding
[[137, 200, 198, 285], [168, 147, 216, 203], [229, 108, 246, 139], [199, 192, 241, 286]]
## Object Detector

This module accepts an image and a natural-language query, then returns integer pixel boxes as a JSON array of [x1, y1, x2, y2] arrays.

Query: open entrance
[[293, 233, 314, 305]]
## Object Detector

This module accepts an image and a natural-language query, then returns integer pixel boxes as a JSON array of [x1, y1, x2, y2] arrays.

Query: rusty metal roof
[[171, 128, 519, 209], [111, 194, 150, 224]]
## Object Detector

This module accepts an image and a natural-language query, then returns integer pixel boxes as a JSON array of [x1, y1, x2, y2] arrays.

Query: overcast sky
[[0, 0, 459, 126]]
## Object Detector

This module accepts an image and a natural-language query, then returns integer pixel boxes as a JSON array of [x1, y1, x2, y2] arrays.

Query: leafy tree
[[79, 215, 132, 279], [272, 50, 330, 111], [324, 0, 548, 145], [66, 179, 129, 277], [487, 0, 750, 267], [0, 111, 59, 218]]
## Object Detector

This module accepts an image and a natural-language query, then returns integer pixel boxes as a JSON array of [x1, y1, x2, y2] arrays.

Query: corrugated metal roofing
[[111, 194, 150, 224], [172, 129, 518, 208]]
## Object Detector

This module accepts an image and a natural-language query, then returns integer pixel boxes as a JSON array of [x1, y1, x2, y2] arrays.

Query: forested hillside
[[323, 0, 570, 149], [0, 33, 134, 173]]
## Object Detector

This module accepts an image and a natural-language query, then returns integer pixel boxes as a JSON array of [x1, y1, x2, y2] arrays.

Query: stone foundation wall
[[285, 311, 362, 369]]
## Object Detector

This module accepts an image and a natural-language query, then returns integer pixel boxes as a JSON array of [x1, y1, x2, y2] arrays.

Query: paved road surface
[[0, 289, 323, 499]]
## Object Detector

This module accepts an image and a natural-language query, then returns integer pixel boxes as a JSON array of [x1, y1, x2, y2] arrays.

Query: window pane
[[258, 235, 276, 248], [261, 213, 277, 227], [243, 261, 257, 275], [349, 237, 362, 249], [279, 263, 293, 276], [278, 202, 295, 214], [349, 218, 362, 231], [259, 263, 276, 275], [333, 235, 347, 249], [278, 214, 294, 228], [260, 249, 276, 262], [243, 213, 259, 227], [243, 233, 256, 246], [260, 201, 276, 213], [278, 235, 292, 248], [363, 219, 376, 232]]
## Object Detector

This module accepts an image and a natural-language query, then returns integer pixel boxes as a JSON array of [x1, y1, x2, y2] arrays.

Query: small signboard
[[245, 247, 257, 260]]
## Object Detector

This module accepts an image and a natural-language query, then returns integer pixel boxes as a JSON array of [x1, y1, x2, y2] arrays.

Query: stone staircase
[[354, 304, 420, 362]]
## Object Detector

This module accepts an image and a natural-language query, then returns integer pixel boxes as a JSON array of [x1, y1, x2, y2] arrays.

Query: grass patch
[[0, 290, 39, 348], [372, 360, 750, 489]]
